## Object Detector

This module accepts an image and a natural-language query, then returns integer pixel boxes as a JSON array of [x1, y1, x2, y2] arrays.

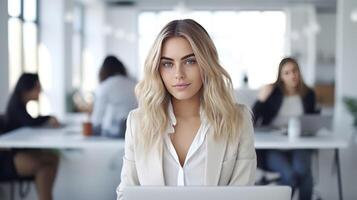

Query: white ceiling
[[102, 0, 336, 13]]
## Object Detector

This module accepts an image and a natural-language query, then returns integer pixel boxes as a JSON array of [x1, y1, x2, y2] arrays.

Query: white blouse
[[91, 75, 137, 136], [163, 102, 210, 186]]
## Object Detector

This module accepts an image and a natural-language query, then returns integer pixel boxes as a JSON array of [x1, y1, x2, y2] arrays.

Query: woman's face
[[159, 37, 203, 101], [26, 81, 42, 101], [280, 62, 300, 89]]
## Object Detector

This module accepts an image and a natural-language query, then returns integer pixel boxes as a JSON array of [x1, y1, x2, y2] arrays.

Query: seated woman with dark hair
[[1, 73, 59, 200], [91, 55, 137, 137]]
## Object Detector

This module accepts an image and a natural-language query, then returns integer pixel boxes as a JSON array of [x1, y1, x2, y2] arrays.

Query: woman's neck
[[284, 86, 298, 96], [171, 95, 201, 118]]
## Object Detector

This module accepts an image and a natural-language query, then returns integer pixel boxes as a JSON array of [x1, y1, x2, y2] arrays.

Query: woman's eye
[[161, 62, 173, 68], [185, 58, 197, 65]]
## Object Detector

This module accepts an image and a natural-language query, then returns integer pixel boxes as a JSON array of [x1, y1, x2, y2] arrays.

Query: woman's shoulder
[[235, 104, 251, 117], [126, 108, 147, 132], [229, 104, 254, 145], [234, 104, 253, 129], [239, 102, 253, 116], [305, 87, 315, 95], [302, 87, 316, 102], [127, 108, 142, 123], [124, 108, 141, 142]]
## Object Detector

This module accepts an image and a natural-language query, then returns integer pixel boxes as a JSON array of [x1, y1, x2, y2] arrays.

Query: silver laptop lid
[[299, 115, 332, 136], [255, 115, 332, 136], [123, 186, 292, 200]]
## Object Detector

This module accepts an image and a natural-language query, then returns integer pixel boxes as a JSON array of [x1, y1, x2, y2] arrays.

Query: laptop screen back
[[299, 115, 332, 136], [123, 186, 292, 200]]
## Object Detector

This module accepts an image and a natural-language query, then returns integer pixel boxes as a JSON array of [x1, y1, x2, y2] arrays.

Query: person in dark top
[[1, 73, 59, 200], [5, 74, 60, 131], [252, 57, 317, 200]]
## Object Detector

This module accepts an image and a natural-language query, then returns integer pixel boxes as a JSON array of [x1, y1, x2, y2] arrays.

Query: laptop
[[254, 126, 286, 135], [299, 115, 332, 136], [123, 186, 292, 200], [254, 115, 332, 137]]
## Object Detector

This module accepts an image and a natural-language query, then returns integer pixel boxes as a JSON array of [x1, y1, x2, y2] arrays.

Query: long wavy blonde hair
[[136, 19, 245, 148]]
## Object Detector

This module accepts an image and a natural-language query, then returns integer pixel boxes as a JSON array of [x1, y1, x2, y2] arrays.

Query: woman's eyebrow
[[160, 53, 195, 61], [160, 57, 174, 61], [181, 53, 195, 60]]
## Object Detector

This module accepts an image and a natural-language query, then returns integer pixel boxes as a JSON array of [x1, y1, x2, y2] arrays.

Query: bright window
[[138, 10, 287, 89], [8, 0, 40, 117]]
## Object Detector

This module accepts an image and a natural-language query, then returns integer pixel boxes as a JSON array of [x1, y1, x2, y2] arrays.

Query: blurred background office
[[0, 0, 356, 199]]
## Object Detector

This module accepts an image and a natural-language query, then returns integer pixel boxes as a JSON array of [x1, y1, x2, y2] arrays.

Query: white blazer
[[116, 105, 257, 200]]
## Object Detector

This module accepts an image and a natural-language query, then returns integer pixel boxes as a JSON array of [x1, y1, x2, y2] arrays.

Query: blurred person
[[2, 73, 59, 200], [91, 55, 137, 137], [253, 57, 317, 200]]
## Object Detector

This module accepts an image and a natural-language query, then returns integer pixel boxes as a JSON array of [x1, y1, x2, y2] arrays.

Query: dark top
[[252, 86, 317, 126], [4, 98, 50, 132], [1, 101, 49, 180], [0, 99, 46, 180], [0, 115, 6, 134]]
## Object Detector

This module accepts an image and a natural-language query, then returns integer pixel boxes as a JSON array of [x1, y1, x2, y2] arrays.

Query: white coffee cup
[[288, 117, 301, 140]]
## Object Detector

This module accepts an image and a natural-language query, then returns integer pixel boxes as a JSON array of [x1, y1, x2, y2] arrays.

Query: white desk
[[0, 126, 125, 149], [0, 127, 349, 200], [0, 127, 348, 149], [255, 130, 348, 149], [255, 130, 349, 200]]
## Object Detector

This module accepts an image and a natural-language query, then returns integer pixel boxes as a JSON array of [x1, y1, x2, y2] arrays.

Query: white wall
[[316, 13, 336, 61], [105, 7, 139, 79], [0, 0, 9, 113], [288, 5, 318, 86], [335, 0, 357, 134], [316, 13, 336, 84], [39, 0, 68, 120], [335, 1, 357, 199], [82, 1, 106, 91]]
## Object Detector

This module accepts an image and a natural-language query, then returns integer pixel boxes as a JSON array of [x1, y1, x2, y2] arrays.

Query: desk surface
[[0, 126, 350, 149], [0, 126, 124, 149], [254, 130, 349, 149]]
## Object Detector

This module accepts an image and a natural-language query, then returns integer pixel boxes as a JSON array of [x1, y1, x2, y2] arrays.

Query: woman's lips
[[173, 83, 191, 90]]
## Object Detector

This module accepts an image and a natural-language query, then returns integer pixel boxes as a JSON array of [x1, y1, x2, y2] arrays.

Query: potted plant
[[343, 97, 357, 129]]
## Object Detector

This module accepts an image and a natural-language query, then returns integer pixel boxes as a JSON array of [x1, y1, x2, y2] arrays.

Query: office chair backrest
[[0, 114, 6, 134]]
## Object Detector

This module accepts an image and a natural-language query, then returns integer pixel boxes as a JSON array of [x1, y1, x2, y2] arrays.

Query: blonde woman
[[116, 19, 256, 199]]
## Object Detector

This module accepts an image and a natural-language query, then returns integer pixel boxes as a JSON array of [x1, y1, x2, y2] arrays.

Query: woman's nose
[[175, 65, 184, 79]]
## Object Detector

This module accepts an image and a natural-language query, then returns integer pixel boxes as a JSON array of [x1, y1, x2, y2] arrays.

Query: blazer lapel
[[137, 137, 165, 185], [205, 131, 228, 185]]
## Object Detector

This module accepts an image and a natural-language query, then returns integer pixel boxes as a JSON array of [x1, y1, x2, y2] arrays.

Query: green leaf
[[344, 97, 357, 127]]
